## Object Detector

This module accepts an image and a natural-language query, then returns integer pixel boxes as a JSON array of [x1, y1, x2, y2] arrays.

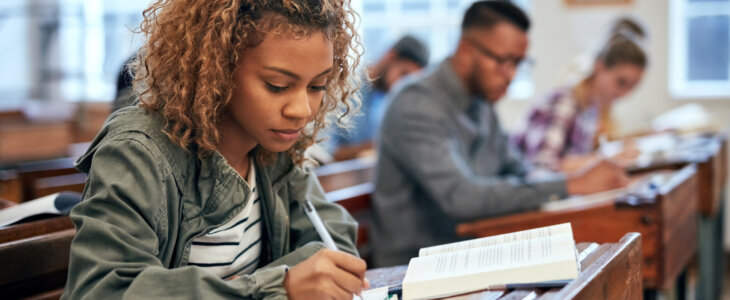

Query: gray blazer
[[372, 59, 567, 267]]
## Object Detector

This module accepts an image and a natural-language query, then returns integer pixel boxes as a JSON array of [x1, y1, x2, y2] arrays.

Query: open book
[[0, 192, 81, 227], [401, 223, 580, 300]]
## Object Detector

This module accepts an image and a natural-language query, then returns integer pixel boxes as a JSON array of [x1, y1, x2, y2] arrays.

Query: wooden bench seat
[[0, 216, 75, 300]]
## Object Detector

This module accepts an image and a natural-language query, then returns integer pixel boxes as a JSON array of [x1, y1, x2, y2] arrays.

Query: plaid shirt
[[513, 86, 600, 170]]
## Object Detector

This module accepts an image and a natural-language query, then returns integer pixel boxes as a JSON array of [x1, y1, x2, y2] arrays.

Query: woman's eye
[[266, 82, 288, 93], [310, 85, 327, 92]]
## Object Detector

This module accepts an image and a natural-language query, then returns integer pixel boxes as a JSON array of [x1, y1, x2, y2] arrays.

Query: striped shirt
[[188, 159, 262, 279]]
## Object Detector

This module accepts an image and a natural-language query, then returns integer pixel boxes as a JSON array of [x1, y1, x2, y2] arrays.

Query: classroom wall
[[494, 0, 730, 249]]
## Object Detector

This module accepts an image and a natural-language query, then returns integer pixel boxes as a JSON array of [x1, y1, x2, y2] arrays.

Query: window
[[357, 0, 534, 99], [669, 0, 730, 99], [0, 0, 148, 102], [2, 1, 537, 102]]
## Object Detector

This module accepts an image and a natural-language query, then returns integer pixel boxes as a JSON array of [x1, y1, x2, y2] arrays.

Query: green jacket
[[62, 107, 359, 299]]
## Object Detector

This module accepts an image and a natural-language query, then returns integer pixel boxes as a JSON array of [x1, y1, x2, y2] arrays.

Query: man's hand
[[566, 158, 629, 195]]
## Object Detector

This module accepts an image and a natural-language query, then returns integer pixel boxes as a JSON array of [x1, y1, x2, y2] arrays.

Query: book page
[[418, 223, 572, 257], [0, 193, 60, 227], [410, 233, 576, 279], [403, 233, 578, 300]]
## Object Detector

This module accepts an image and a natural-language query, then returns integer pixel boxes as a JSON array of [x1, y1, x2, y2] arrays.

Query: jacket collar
[[76, 107, 192, 190]]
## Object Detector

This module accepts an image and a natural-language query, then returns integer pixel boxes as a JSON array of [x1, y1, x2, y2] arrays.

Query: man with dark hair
[[112, 54, 137, 113], [371, 0, 628, 267], [326, 35, 429, 161]]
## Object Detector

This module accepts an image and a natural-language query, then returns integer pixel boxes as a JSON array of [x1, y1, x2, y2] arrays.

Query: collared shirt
[[513, 86, 600, 170], [372, 59, 567, 267]]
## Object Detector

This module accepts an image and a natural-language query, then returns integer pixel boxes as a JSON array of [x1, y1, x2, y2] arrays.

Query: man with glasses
[[371, 0, 629, 267]]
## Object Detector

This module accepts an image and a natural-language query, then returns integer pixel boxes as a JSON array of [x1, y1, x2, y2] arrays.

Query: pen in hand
[[301, 199, 367, 299], [302, 199, 339, 250]]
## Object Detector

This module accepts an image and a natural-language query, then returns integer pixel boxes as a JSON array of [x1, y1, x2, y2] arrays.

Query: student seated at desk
[[513, 17, 647, 171], [372, 0, 629, 267], [62, 1, 368, 299], [324, 35, 429, 162]]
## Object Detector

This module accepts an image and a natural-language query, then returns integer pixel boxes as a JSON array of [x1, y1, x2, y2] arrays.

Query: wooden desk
[[606, 133, 726, 298], [0, 120, 73, 164], [626, 133, 726, 217], [456, 165, 697, 291], [0, 169, 21, 204], [0, 109, 27, 122], [33, 173, 87, 198], [316, 156, 375, 193], [0, 216, 75, 300], [0, 197, 15, 209], [366, 233, 642, 300], [15, 157, 79, 202]]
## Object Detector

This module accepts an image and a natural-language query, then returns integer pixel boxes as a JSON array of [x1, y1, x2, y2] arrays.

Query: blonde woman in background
[[513, 17, 648, 171]]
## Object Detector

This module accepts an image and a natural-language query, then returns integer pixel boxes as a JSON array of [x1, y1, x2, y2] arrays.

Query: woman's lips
[[271, 129, 301, 142]]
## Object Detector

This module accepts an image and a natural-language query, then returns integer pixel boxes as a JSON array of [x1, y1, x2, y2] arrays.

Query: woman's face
[[593, 61, 644, 106], [229, 31, 334, 153]]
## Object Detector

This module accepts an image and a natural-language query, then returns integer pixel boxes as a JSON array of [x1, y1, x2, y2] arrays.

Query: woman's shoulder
[[541, 86, 575, 105], [530, 86, 579, 113], [76, 106, 193, 175], [104, 105, 166, 136]]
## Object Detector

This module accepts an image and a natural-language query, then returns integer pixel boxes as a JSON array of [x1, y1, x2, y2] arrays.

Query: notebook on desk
[[540, 172, 672, 212], [399, 223, 580, 300]]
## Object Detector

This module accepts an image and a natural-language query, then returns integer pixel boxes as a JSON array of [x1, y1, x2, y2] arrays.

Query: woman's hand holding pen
[[284, 249, 369, 300]]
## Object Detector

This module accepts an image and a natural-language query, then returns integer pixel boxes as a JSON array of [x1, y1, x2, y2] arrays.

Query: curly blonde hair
[[134, 0, 362, 164]]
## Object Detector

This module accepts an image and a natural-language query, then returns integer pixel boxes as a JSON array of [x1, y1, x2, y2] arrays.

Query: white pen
[[302, 200, 365, 300], [301, 199, 338, 250]]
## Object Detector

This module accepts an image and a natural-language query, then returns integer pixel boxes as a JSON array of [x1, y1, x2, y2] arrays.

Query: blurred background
[[0, 0, 728, 249]]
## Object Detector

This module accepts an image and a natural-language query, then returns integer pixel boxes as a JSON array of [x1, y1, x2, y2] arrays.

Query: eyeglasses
[[468, 38, 534, 73]]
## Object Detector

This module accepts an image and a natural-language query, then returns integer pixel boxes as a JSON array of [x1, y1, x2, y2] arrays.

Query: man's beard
[[469, 65, 490, 101]]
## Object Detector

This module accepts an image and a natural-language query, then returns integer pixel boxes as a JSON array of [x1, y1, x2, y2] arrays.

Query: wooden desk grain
[[366, 233, 642, 300], [456, 165, 697, 291]]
